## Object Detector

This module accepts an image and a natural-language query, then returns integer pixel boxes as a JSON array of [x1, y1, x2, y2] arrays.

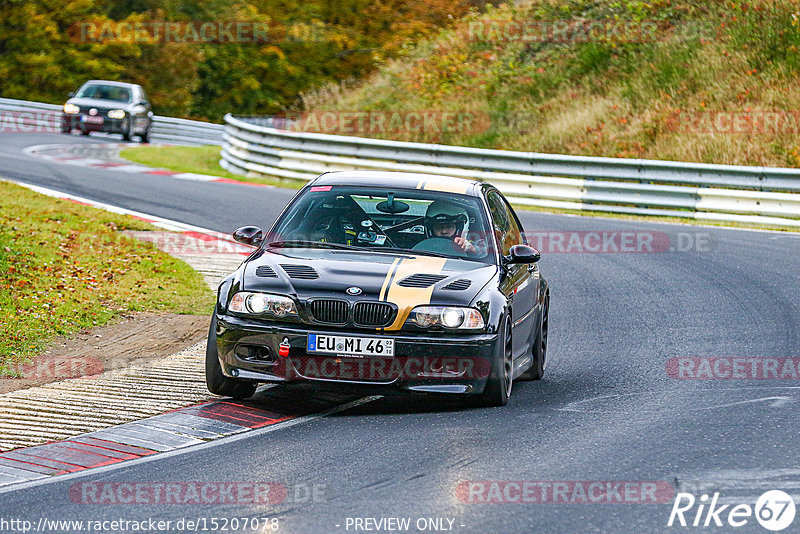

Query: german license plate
[[307, 334, 394, 358], [80, 115, 104, 124]]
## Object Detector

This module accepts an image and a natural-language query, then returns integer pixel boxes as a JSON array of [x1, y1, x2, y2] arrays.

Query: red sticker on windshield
[[309, 186, 332, 192]]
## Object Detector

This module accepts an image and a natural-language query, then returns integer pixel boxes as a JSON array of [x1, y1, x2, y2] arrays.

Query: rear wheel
[[520, 292, 549, 380], [205, 313, 258, 399], [79, 128, 90, 136], [140, 126, 151, 143], [473, 314, 512, 407]]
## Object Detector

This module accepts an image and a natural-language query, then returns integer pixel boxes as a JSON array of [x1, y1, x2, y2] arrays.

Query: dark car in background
[[61, 80, 153, 142], [207, 171, 551, 407]]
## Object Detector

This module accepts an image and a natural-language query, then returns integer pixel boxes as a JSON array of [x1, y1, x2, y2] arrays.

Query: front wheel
[[473, 314, 512, 407], [520, 292, 549, 380], [205, 313, 258, 399], [121, 117, 134, 141]]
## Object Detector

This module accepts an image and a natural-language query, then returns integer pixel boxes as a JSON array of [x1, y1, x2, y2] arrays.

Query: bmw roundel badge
[[346, 287, 363, 296]]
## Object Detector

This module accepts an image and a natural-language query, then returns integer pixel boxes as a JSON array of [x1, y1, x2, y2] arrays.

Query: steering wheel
[[412, 236, 464, 255]]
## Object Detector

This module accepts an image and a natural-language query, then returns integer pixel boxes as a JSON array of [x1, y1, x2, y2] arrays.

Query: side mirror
[[505, 244, 541, 264], [68, 92, 75, 98], [233, 226, 264, 247]]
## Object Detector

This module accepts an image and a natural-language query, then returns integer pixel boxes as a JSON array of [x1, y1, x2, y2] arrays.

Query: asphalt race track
[[2, 133, 800, 532]]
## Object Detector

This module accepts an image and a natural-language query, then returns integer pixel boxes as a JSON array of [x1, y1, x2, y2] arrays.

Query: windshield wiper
[[380, 247, 453, 259], [269, 241, 454, 259], [267, 240, 371, 251]]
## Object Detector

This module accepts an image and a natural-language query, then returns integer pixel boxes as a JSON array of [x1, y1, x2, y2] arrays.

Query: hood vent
[[255, 265, 278, 278], [281, 264, 319, 280], [397, 273, 448, 288], [442, 279, 471, 291]]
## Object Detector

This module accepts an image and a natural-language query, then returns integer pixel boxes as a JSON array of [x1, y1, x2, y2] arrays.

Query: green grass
[[303, 0, 800, 168], [0, 181, 214, 375], [119, 145, 303, 188]]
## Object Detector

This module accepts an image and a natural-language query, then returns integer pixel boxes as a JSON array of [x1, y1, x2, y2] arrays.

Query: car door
[[486, 189, 539, 371]]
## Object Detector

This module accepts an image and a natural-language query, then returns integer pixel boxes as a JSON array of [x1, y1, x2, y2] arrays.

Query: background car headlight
[[229, 292, 298, 318], [108, 109, 126, 119], [63, 103, 80, 114], [409, 306, 485, 330]]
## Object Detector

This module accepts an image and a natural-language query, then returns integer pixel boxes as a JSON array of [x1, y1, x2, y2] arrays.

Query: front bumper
[[216, 314, 497, 395], [61, 113, 129, 134]]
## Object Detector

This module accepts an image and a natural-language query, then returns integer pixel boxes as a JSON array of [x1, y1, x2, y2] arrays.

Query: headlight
[[63, 103, 80, 114], [108, 109, 126, 119], [229, 292, 298, 318], [408, 306, 485, 330]]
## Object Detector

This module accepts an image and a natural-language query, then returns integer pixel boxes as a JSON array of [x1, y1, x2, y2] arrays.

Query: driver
[[425, 201, 476, 253]]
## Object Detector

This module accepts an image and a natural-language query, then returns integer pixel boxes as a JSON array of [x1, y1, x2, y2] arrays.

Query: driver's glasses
[[433, 222, 456, 233]]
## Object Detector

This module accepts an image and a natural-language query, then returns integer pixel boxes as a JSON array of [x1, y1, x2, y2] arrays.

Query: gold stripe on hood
[[383, 256, 447, 331], [379, 258, 401, 301]]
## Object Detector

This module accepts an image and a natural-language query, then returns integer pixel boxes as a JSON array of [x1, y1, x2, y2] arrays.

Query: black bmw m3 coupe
[[207, 171, 550, 406]]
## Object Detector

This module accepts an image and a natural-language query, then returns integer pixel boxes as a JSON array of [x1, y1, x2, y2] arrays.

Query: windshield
[[270, 185, 495, 263], [76, 84, 132, 103]]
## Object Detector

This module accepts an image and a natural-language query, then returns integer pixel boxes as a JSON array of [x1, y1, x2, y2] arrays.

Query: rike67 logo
[[668, 490, 796, 531]]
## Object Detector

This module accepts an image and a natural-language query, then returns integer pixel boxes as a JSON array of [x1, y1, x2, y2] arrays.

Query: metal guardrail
[[0, 97, 223, 145], [222, 114, 800, 227], [4, 97, 798, 227]]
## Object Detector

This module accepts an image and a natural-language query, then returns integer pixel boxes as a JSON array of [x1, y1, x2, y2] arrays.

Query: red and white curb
[[0, 180, 381, 493], [0, 395, 378, 492], [22, 143, 271, 187]]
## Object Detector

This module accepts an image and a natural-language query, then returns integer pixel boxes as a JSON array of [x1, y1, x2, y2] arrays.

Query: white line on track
[[0, 395, 382, 495], [3, 178, 227, 236]]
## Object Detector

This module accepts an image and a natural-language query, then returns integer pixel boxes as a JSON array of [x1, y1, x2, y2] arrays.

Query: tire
[[520, 292, 549, 380], [205, 313, 258, 399], [80, 129, 90, 136], [121, 117, 134, 141], [61, 125, 71, 134], [140, 127, 151, 143], [473, 314, 512, 407]]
